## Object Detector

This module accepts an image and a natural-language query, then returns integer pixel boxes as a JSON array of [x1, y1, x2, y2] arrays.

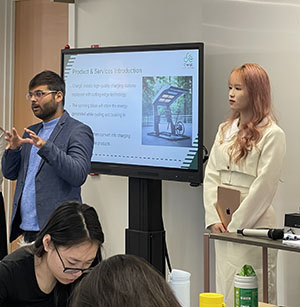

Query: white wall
[[0, 0, 14, 132], [74, 0, 299, 306]]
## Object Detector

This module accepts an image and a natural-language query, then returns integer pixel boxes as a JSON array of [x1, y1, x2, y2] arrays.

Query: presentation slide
[[63, 48, 200, 169]]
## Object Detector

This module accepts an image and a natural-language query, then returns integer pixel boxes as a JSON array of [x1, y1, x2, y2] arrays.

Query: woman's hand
[[208, 223, 227, 233]]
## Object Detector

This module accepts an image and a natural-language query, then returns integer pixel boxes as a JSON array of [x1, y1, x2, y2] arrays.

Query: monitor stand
[[126, 177, 165, 276]]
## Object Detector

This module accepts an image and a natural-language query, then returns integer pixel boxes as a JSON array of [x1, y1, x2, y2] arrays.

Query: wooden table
[[204, 232, 300, 303]]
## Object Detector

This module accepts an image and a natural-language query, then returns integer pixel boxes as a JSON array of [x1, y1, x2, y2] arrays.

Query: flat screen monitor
[[61, 42, 204, 184]]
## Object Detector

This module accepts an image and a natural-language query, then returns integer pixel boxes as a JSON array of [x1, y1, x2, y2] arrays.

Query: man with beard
[[1, 70, 94, 243]]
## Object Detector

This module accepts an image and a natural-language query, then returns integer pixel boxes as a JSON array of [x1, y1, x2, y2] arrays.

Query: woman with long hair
[[70, 254, 181, 307], [0, 201, 104, 307], [204, 63, 286, 305]]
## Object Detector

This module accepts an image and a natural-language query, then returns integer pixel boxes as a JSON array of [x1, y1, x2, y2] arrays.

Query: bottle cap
[[169, 269, 191, 281], [199, 292, 225, 305]]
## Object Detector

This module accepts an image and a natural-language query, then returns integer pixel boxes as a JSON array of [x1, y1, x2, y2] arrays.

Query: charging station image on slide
[[142, 76, 193, 147]]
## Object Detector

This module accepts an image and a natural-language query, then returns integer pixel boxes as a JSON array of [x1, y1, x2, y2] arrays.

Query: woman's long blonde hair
[[221, 63, 276, 163]]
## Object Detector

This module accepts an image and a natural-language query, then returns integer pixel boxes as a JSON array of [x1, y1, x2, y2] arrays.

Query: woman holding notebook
[[203, 63, 286, 306]]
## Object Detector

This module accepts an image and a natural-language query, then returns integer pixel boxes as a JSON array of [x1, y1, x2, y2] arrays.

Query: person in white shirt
[[203, 63, 286, 306]]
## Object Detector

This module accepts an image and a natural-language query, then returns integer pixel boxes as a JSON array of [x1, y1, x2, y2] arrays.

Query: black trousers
[[0, 192, 7, 260]]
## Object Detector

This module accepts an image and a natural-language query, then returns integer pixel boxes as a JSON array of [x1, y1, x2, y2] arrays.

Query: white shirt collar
[[223, 117, 270, 141], [224, 119, 239, 141]]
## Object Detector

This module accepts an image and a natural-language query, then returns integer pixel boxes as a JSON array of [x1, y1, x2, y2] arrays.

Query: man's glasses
[[54, 245, 92, 275], [25, 90, 57, 100]]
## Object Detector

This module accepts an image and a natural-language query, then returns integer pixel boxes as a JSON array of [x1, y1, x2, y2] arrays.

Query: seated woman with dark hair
[[70, 254, 181, 307], [0, 201, 104, 307]]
